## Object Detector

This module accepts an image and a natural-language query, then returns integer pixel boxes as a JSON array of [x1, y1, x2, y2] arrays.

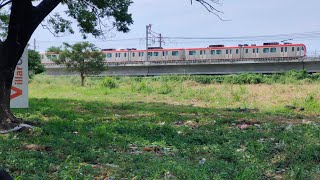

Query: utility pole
[[146, 24, 151, 61], [145, 24, 164, 53]]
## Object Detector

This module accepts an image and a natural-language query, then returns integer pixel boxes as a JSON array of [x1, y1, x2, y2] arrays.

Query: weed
[[102, 77, 118, 89]]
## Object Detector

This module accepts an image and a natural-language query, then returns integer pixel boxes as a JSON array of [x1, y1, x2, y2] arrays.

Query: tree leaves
[[53, 42, 106, 85], [0, 0, 222, 40], [28, 50, 46, 79]]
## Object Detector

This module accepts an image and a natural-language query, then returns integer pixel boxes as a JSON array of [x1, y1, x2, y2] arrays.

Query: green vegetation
[[1, 72, 320, 179], [53, 42, 107, 86], [28, 50, 45, 79], [141, 70, 320, 85]]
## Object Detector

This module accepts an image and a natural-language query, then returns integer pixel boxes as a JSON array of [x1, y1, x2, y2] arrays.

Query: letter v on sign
[[10, 86, 22, 100]]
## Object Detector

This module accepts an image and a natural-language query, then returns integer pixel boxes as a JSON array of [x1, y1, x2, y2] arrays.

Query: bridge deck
[[43, 58, 320, 76]]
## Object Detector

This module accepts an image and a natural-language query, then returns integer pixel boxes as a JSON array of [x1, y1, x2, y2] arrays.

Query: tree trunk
[[0, 0, 61, 130], [81, 73, 85, 86], [0, 43, 23, 130]]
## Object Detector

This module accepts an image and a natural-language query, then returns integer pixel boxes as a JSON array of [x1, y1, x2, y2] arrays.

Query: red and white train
[[102, 42, 306, 63], [41, 42, 307, 65]]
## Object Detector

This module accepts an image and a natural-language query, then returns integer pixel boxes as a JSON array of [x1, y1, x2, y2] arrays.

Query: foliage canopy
[[28, 49, 45, 79], [53, 42, 106, 86]]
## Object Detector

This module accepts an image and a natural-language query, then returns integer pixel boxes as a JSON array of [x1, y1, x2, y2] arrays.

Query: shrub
[[132, 81, 153, 93], [157, 82, 173, 94], [102, 77, 117, 89]]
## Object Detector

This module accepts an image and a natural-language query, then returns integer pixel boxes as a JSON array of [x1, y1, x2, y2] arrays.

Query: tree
[[54, 42, 106, 86], [0, 0, 221, 130], [46, 46, 62, 54], [28, 49, 45, 79]]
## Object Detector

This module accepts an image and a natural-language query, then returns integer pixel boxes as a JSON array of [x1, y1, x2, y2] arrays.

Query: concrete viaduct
[[43, 58, 320, 76]]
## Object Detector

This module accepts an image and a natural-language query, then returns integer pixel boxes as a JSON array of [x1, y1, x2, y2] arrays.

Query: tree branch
[[34, 0, 61, 24], [191, 0, 230, 21], [6, 0, 32, 44], [0, 0, 11, 9]]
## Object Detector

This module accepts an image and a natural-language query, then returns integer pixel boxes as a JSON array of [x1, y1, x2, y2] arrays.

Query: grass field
[[1, 73, 320, 179]]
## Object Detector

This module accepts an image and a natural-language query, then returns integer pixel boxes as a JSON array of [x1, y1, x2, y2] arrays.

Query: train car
[[237, 43, 306, 59], [41, 42, 307, 66], [185, 48, 210, 61], [163, 48, 186, 61]]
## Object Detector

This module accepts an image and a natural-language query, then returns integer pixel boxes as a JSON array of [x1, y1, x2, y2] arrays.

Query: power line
[[34, 30, 320, 51], [164, 31, 320, 40]]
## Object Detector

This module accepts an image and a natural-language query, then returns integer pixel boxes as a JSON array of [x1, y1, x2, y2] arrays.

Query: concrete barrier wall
[[45, 61, 320, 76]]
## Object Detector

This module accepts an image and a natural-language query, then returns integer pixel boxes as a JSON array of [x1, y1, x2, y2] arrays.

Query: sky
[[30, 0, 320, 56]]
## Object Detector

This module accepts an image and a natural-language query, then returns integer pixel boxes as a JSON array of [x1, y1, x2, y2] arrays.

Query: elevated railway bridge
[[43, 57, 320, 76]]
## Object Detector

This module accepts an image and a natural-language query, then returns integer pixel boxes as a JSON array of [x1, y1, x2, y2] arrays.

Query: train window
[[154, 52, 159, 56], [257, 49, 259, 53], [226, 50, 229, 54], [302, 47, 304, 51], [253, 49, 255, 53], [141, 52, 144, 57], [162, 52, 165, 56], [124, 53, 127, 57], [236, 49, 239, 54], [138, 52, 141, 57], [211, 50, 216, 55], [263, 48, 270, 53], [148, 52, 152, 56], [166, 51, 168, 56], [119, 53, 121, 57], [245, 49, 248, 54], [281, 47, 284, 52], [270, 48, 276, 53], [230, 49, 232, 54], [204, 50, 206, 55], [297, 47, 300, 51], [216, 50, 222, 54], [200, 50, 203, 55], [132, 52, 135, 57], [47, 54, 57, 60], [285, 47, 288, 52], [107, 53, 112, 58], [172, 51, 179, 56], [292, 47, 295, 51], [189, 51, 196, 55]]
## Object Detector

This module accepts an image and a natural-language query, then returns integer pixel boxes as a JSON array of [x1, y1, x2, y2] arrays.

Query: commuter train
[[41, 42, 307, 65]]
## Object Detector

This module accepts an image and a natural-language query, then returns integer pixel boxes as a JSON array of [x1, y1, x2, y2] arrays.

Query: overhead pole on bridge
[[146, 24, 152, 61], [145, 24, 165, 60]]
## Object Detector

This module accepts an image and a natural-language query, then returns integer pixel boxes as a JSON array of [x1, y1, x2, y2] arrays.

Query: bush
[[157, 82, 173, 94], [132, 81, 153, 93], [102, 77, 117, 89]]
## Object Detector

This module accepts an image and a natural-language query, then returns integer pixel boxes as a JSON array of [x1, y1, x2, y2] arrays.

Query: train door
[[226, 49, 230, 59], [252, 48, 259, 58], [128, 51, 131, 62], [200, 50, 207, 60], [162, 51, 169, 61], [138, 51, 144, 61], [296, 47, 302, 56], [284, 47, 288, 57], [226, 49, 233, 59]]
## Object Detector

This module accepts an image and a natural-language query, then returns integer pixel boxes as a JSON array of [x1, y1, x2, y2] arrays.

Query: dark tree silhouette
[[0, 0, 221, 130]]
